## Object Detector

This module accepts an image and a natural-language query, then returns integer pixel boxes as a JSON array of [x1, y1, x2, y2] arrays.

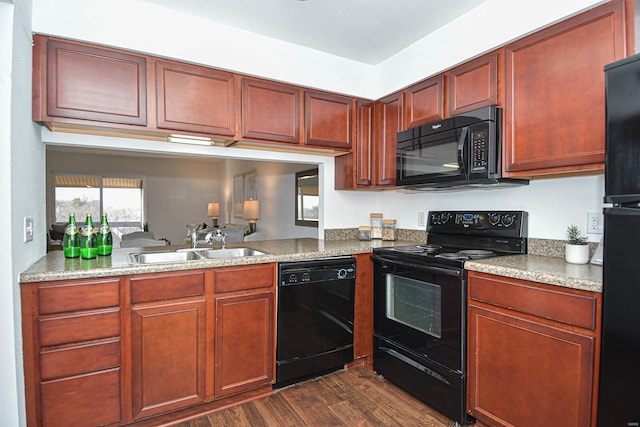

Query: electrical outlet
[[418, 212, 425, 227], [24, 217, 34, 242], [587, 212, 603, 234]]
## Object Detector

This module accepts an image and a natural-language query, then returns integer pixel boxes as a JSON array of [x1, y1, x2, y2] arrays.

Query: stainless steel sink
[[199, 248, 268, 259], [129, 247, 268, 264]]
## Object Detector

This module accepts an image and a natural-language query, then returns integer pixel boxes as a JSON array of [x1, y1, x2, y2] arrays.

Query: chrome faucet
[[205, 229, 227, 249], [186, 223, 203, 249], [186, 224, 227, 249]]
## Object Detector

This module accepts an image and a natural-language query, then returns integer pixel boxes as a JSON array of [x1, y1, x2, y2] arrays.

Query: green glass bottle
[[79, 213, 98, 259], [62, 213, 80, 258], [97, 213, 113, 256]]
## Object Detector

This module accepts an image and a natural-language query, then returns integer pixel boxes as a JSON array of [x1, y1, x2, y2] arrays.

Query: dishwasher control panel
[[279, 257, 356, 285]]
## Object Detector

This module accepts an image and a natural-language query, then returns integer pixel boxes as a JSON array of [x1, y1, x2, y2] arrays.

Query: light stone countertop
[[465, 254, 603, 293], [21, 239, 604, 293], [19, 238, 410, 283]]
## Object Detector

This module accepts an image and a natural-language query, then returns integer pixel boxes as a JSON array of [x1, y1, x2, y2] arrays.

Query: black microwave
[[396, 106, 527, 189]]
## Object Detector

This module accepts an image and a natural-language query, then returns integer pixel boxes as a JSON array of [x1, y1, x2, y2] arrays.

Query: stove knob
[[501, 215, 515, 227], [337, 268, 348, 279], [488, 213, 501, 225]]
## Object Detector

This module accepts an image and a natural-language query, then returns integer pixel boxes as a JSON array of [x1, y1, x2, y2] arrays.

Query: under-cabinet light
[[167, 134, 214, 145]]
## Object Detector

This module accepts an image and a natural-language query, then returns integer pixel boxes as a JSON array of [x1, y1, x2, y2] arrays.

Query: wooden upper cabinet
[[156, 60, 237, 137], [42, 37, 147, 126], [404, 75, 445, 128], [374, 92, 404, 186], [504, 0, 628, 176], [305, 91, 354, 149], [446, 50, 499, 116], [241, 78, 301, 144], [355, 100, 375, 187]]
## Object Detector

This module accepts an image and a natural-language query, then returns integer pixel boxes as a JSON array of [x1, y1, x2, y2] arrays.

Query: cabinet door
[[41, 368, 121, 427], [215, 291, 274, 397], [405, 75, 445, 128], [156, 60, 237, 137], [131, 299, 207, 419], [468, 304, 594, 427], [504, 1, 627, 175], [305, 91, 354, 148], [374, 93, 404, 186], [242, 78, 301, 143], [355, 100, 374, 187], [45, 39, 147, 125], [447, 51, 498, 116]]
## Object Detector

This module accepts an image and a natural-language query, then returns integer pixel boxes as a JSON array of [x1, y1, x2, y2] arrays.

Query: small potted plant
[[565, 225, 590, 264]]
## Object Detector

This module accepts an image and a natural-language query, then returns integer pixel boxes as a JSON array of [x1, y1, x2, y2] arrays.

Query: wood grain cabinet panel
[[446, 51, 498, 116], [305, 91, 354, 148], [131, 299, 207, 419], [242, 78, 301, 143], [45, 38, 147, 125], [39, 308, 120, 347], [38, 277, 120, 314], [504, 0, 627, 175], [404, 75, 445, 128], [41, 368, 121, 427], [130, 270, 205, 304], [156, 60, 237, 137], [215, 291, 274, 398], [374, 92, 404, 187], [355, 100, 375, 187], [467, 272, 601, 427], [214, 263, 274, 293]]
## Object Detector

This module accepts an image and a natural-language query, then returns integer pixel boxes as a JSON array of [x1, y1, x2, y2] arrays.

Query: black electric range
[[371, 210, 527, 426], [374, 210, 528, 268]]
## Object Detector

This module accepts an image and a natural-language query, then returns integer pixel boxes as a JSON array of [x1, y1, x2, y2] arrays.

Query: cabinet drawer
[[215, 263, 274, 293], [41, 368, 121, 427], [469, 273, 597, 330], [40, 338, 120, 380], [130, 271, 205, 303], [39, 309, 120, 347], [38, 278, 120, 315]]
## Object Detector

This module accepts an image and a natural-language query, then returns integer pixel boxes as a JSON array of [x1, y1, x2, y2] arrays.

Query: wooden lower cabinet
[[467, 271, 600, 427], [214, 290, 275, 397], [22, 264, 277, 426], [131, 298, 208, 420]]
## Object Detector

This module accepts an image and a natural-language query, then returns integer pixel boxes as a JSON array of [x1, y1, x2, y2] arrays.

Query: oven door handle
[[371, 254, 462, 278], [379, 347, 450, 385]]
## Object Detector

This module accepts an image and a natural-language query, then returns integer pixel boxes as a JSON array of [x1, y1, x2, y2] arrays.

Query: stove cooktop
[[373, 210, 528, 268]]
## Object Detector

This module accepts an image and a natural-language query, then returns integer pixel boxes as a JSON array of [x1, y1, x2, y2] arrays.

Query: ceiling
[[138, 0, 488, 65]]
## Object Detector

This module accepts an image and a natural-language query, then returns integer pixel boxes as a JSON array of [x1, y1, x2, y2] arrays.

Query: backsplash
[[324, 230, 599, 260], [324, 228, 426, 243]]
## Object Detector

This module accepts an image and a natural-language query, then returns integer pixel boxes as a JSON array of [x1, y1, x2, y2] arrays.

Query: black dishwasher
[[275, 257, 356, 388]]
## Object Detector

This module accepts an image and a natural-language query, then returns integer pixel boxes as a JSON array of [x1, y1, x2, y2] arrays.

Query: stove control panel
[[428, 210, 528, 238]]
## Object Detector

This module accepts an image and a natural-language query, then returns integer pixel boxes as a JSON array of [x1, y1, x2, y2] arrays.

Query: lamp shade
[[207, 202, 220, 217], [243, 199, 260, 219]]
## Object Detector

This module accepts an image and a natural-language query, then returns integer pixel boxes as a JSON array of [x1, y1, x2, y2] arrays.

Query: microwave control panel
[[471, 128, 488, 172]]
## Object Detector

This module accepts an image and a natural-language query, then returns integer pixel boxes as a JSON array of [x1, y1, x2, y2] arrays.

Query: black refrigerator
[[599, 54, 640, 426]]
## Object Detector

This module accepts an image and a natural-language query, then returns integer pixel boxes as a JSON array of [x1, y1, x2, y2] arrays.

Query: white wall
[[32, 0, 604, 100], [4, 0, 44, 426]]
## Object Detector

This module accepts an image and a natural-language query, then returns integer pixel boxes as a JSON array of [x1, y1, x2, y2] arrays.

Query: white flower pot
[[565, 244, 590, 264]]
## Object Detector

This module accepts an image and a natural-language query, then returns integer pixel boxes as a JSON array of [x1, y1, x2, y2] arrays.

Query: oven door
[[396, 127, 469, 187], [372, 254, 466, 372]]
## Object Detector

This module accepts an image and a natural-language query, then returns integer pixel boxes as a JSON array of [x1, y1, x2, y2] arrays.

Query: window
[[54, 175, 144, 233], [295, 168, 319, 227]]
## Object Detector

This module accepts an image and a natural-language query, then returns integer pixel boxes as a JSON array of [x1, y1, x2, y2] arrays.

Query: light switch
[[24, 217, 34, 242]]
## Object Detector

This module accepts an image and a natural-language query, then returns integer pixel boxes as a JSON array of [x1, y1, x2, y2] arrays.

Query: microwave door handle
[[457, 127, 468, 178]]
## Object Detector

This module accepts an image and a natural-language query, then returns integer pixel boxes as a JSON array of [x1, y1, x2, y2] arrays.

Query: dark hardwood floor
[[171, 366, 454, 427]]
